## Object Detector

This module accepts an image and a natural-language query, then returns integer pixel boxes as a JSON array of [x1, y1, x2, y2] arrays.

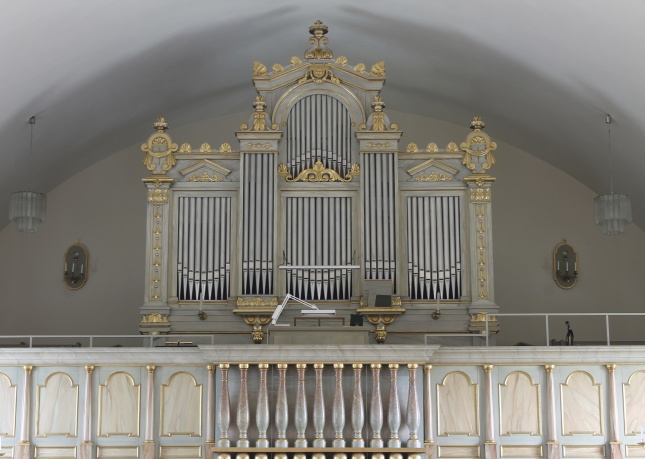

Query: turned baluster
[[407, 363, 421, 448], [275, 363, 289, 448], [237, 364, 250, 447], [370, 363, 383, 447], [352, 363, 365, 447], [313, 363, 326, 447], [256, 363, 270, 448], [332, 364, 346, 448], [388, 364, 401, 447], [217, 364, 231, 447], [295, 364, 308, 447]]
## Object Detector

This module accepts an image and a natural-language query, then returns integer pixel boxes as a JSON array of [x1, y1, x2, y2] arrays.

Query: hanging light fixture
[[594, 114, 631, 235], [9, 116, 47, 232]]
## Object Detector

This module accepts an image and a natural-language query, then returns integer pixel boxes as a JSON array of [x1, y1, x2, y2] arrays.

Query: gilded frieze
[[140, 313, 169, 324], [366, 142, 392, 149], [278, 161, 359, 182], [470, 188, 491, 202], [186, 172, 223, 182], [416, 172, 453, 182]]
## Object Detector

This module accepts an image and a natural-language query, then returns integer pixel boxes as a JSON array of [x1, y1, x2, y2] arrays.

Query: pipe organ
[[139, 21, 500, 341]]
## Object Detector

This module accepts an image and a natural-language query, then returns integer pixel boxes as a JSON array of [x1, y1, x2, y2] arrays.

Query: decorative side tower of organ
[[138, 21, 499, 342]]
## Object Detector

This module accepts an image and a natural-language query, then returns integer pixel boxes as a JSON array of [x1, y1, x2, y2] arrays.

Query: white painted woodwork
[[98, 372, 140, 437]]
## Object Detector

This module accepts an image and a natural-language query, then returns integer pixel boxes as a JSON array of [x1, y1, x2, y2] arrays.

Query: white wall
[[1, 112, 643, 345]]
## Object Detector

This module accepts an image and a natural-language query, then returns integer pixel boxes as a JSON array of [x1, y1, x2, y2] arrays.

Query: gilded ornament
[[335, 56, 348, 66], [279, 160, 360, 182], [446, 142, 459, 152], [219, 143, 233, 153], [179, 143, 192, 153], [353, 63, 366, 73], [406, 143, 420, 153], [375, 324, 388, 344], [416, 172, 452, 182], [187, 171, 223, 182], [305, 20, 333, 60], [391, 297, 402, 307], [252, 324, 264, 344], [272, 63, 284, 73], [470, 188, 491, 202], [246, 142, 272, 150], [236, 297, 279, 307], [253, 61, 268, 77], [426, 142, 439, 153], [198, 142, 213, 153], [365, 141, 392, 149], [469, 312, 497, 323], [141, 118, 178, 174], [370, 61, 385, 77], [290, 56, 303, 66], [148, 189, 169, 203], [461, 116, 497, 174], [359, 95, 398, 131], [141, 313, 169, 324], [299, 64, 340, 85]]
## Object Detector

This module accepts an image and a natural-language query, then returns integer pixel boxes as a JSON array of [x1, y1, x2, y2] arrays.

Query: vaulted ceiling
[[3, 1, 644, 229]]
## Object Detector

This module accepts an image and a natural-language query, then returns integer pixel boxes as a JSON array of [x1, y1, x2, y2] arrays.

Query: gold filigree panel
[[561, 371, 603, 436], [160, 372, 202, 437], [98, 372, 141, 437], [437, 371, 479, 436], [37, 372, 78, 437], [0, 372, 17, 437], [278, 161, 359, 182], [623, 370, 645, 435], [499, 371, 541, 435]]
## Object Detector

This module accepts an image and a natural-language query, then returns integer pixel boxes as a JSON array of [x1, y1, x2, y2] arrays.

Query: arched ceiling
[[3, 1, 644, 229]]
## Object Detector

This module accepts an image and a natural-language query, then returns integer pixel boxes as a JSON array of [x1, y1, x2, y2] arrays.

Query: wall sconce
[[64, 243, 88, 290], [554, 240, 577, 289]]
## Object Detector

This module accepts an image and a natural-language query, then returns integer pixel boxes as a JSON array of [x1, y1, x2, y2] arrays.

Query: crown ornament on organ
[[305, 20, 333, 60]]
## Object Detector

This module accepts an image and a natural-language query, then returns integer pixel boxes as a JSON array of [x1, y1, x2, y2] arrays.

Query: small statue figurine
[[565, 321, 574, 346]]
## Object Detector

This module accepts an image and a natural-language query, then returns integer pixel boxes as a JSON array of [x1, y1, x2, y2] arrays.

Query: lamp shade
[[594, 193, 632, 235], [9, 191, 47, 232]]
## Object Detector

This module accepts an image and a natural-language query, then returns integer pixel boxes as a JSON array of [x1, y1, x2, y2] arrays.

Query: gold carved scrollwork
[[278, 161, 360, 182], [246, 142, 272, 150], [461, 116, 498, 174], [305, 20, 333, 59], [359, 96, 398, 132], [299, 64, 340, 85], [239, 96, 279, 132], [237, 297, 279, 307], [187, 171, 223, 182], [252, 324, 265, 344], [141, 313, 169, 324], [366, 142, 392, 149], [141, 117, 178, 175], [148, 189, 169, 202], [416, 172, 453, 182]]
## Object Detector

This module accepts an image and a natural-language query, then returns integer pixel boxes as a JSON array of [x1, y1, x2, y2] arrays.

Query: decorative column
[[80, 365, 94, 459], [139, 117, 177, 334], [545, 365, 560, 459], [352, 364, 365, 447], [313, 364, 326, 447], [407, 364, 421, 448], [275, 364, 289, 448], [143, 365, 156, 459], [217, 364, 231, 447], [256, 364, 270, 448], [484, 365, 497, 459], [332, 364, 346, 448], [607, 365, 623, 459], [424, 364, 435, 459], [237, 364, 250, 447], [461, 117, 499, 320], [370, 363, 384, 448], [16, 365, 32, 459], [388, 364, 401, 447], [205, 365, 215, 447], [295, 364, 308, 448]]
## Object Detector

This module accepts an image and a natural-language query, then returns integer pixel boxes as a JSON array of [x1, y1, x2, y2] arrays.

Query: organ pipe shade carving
[[177, 196, 231, 300], [406, 196, 462, 300], [286, 94, 353, 178], [284, 196, 353, 300]]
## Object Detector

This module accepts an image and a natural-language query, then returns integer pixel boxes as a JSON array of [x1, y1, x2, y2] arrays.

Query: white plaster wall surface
[[0, 111, 644, 346]]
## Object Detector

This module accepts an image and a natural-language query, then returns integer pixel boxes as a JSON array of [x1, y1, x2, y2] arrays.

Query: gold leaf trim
[[148, 189, 169, 203], [253, 61, 268, 77], [246, 142, 272, 150], [416, 172, 453, 182], [187, 171, 223, 182], [353, 63, 366, 73], [279, 161, 359, 182], [272, 63, 284, 73], [406, 143, 420, 153], [335, 56, 348, 66], [179, 143, 192, 153], [370, 61, 385, 76], [219, 143, 233, 153], [237, 297, 278, 307], [470, 188, 491, 201], [290, 56, 303, 66], [366, 142, 392, 149], [141, 313, 169, 324]]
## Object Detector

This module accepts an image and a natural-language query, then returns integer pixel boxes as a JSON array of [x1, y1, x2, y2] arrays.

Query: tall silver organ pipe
[[406, 196, 462, 300], [286, 94, 352, 176], [285, 197, 353, 300], [363, 153, 397, 289], [242, 154, 274, 295], [177, 196, 231, 300]]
